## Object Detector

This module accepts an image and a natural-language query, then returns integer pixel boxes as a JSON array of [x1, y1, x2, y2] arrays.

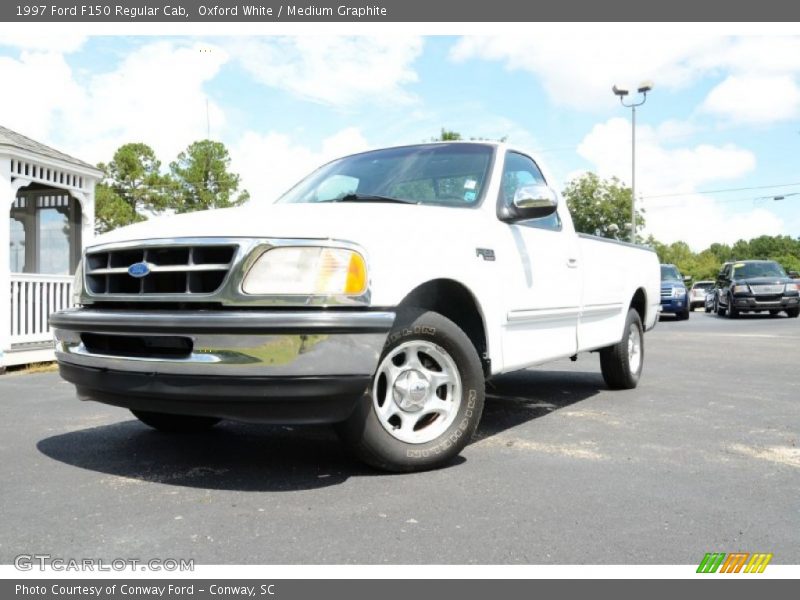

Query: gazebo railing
[[10, 273, 73, 345]]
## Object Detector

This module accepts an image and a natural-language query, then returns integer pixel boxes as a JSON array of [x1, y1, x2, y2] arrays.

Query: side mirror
[[500, 184, 559, 222]]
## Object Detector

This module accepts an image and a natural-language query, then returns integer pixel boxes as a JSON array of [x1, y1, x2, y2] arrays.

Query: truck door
[[497, 151, 581, 370]]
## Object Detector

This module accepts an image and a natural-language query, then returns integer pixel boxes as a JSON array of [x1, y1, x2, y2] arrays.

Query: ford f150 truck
[[51, 142, 661, 471]]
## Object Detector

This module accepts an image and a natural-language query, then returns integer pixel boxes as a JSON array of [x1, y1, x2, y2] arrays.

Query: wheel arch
[[630, 287, 647, 324], [396, 278, 491, 377]]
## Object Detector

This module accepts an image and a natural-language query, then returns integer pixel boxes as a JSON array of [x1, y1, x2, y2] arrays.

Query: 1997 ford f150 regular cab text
[[51, 142, 660, 471]]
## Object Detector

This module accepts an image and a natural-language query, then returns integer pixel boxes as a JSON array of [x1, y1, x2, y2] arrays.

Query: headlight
[[786, 282, 799, 293], [242, 246, 367, 296], [671, 287, 686, 298], [732, 284, 750, 294], [71, 259, 84, 305]]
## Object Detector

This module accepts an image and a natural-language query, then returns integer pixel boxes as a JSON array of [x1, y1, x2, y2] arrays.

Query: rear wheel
[[131, 410, 220, 433], [336, 308, 485, 472], [599, 308, 644, 390], [769, 310, 781, 317]]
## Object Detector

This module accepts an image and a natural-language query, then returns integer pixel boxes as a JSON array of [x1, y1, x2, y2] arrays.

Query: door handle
[[567, 257, 578, 268]]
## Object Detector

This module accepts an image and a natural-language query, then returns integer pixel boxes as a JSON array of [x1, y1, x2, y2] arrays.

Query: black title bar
[[3, 0, 800, 22]]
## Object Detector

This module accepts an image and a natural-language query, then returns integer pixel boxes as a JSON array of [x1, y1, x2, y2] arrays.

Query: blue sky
[[1, 33, 798, 249]]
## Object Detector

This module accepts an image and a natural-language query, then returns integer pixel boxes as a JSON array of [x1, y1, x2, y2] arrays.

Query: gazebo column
[[0, 158, 12, 360], [72, 189, 95, 257]]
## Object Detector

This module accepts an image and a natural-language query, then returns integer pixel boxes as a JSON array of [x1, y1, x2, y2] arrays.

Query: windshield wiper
[[334, 193, 417, 205]]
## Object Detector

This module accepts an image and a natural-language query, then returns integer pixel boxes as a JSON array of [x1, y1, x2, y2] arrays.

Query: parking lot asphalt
[[1, 310, 798, 565]]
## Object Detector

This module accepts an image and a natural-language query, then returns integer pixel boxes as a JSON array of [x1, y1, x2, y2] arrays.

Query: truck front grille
[[750, 284, 784, 295], [85, 244, 236, 296]]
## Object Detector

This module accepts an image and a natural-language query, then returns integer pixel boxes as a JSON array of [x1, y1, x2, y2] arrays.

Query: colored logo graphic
[[697, 552, 773, 573], [127, 262, 151, 278]]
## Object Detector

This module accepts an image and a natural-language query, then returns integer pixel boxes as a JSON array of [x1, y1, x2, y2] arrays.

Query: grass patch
[[3, 361, 58, 376]]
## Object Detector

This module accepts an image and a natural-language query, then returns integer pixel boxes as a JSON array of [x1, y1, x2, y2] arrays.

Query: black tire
[[336, 308, 485, 472], [715, 296, 725, 317], [769, 310, 781, 317], [726, 295, 739, 319], [599, 308, 644, 390], [131, 410, 220, 433], [787, 307, 800, 318], [679, 307, 690, 320], [704, 304, 711, 313]]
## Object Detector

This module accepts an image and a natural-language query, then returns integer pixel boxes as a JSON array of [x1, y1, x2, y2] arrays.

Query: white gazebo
[[0, 125, 102, 369]]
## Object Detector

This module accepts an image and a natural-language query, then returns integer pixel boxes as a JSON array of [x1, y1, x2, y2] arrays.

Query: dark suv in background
[[714, 260, 800, 318]]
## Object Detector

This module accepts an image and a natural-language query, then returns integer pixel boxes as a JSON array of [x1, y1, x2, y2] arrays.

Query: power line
[[645, 191, 800, 211], [641, 182, 800, 199]]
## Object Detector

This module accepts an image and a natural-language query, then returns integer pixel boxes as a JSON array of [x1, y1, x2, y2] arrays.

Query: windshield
[[693, 282, 713, 290], [661, 265, 682, 281], [276, 143, 494, 207], [732, 262, 787, 279]]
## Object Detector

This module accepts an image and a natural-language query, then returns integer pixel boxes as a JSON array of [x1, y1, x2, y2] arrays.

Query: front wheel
[[599, 308, 644, 390], [131, 410, 220, 432], [726, 295, 739, 319], [336, 309, 485, 472], [787, 307, 800, 318], [715, 296, 725, 317]]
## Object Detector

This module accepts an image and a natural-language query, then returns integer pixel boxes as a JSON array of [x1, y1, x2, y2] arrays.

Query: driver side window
[[499, 152, 561, 231]]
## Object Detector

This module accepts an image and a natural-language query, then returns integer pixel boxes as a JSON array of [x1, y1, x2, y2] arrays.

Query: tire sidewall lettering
[[405, 388, 479, 458]]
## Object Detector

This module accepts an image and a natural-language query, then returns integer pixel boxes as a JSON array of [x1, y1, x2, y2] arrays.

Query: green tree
[[428, 128, 508, 143], [562, 173, 645, 241], [95, 184, 138, 233], [431, 128, 462, 141], [95, 143, 173, 233], [169, 140, 249, 212], [708, 242, 733, 264]]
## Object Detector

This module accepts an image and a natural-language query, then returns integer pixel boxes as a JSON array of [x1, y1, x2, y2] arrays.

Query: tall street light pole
[[612, 81, 653, 243]]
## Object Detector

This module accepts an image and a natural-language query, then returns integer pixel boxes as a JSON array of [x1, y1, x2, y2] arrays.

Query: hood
[[91, 202, 487, 248], [661, 279, 686, 288]]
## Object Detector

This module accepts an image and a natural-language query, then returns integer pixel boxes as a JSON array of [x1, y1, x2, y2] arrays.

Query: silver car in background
[[689, 280, 714, 311]]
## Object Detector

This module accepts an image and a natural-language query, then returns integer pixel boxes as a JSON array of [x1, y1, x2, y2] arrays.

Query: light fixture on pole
[[612, 81, 653, 243]]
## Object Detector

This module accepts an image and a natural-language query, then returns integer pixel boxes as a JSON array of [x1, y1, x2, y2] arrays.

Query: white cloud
[[230, 128, 370, 203], [450, 35, 800, 125], [577, 118, 756, 192], [65, 41, 230, 163], [574, 117, 785, 248], [702, 75, 800, 124], [0, 51, 82, 140], [0, 32, 87, 53], [229, 37, 423, 108], [450, 35, 717, 111], [0, 41, 230, 165]]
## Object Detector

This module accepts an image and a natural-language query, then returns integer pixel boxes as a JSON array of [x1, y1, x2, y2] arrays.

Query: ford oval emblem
[[127, 262, 151, 278]]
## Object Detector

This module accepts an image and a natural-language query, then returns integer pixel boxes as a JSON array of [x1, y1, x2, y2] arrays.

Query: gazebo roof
[[0, 124, 101, 174]]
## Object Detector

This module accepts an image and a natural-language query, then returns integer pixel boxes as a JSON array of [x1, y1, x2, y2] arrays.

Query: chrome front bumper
[[51, 308, 395, 378], [50, 308, 396, 424]]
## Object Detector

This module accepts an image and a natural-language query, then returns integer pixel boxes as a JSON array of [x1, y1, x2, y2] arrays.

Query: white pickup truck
[[52, 142, 660, 471]]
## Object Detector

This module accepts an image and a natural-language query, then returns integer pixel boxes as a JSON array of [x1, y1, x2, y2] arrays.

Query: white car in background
[[51, 142, 661, 472], [689, 280, 714, 310]]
